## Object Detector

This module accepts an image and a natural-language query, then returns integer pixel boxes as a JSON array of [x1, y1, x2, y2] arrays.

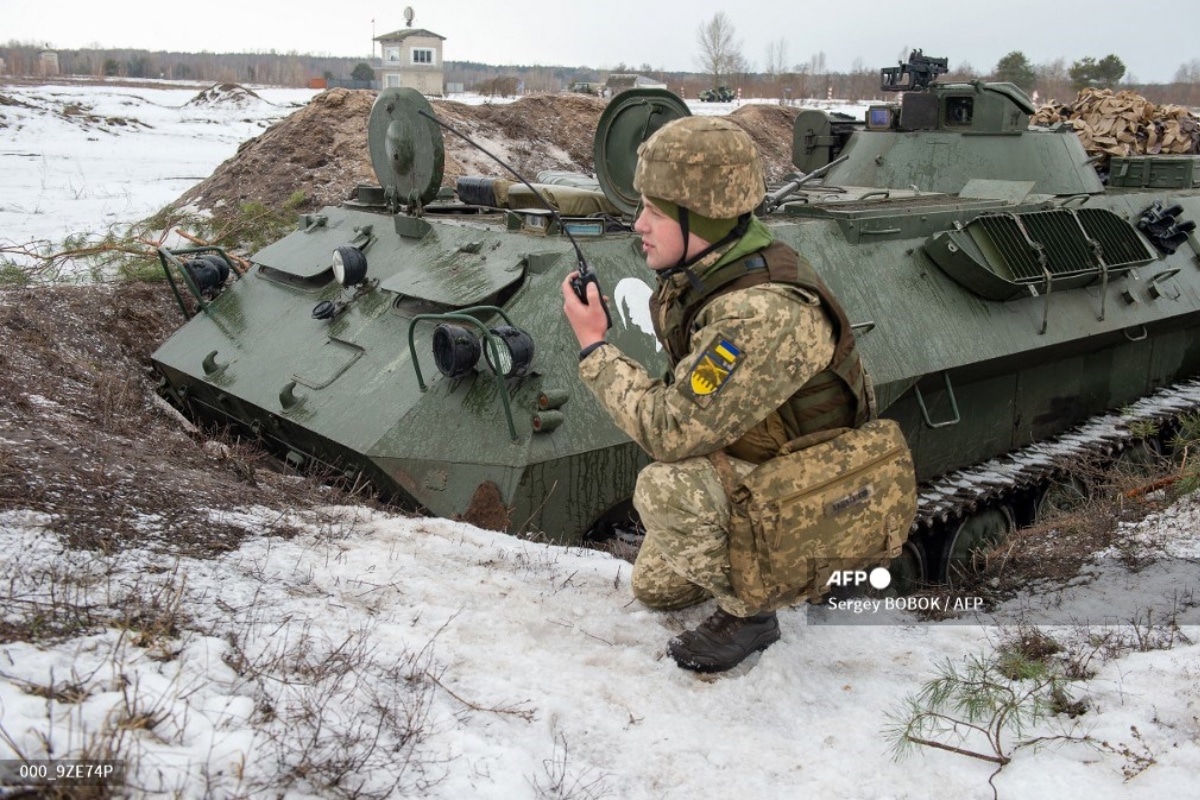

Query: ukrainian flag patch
[[685, 337, 742, 406]]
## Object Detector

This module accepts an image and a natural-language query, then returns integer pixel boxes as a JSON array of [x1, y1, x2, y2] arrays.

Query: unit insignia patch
[[684, 337, 742, 407]]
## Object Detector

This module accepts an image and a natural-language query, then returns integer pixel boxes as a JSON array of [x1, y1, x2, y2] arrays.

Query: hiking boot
[[667, 608, 780, 673]]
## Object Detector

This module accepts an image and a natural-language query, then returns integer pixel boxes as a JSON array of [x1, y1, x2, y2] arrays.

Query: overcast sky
[[3, 0, 1188, 84]]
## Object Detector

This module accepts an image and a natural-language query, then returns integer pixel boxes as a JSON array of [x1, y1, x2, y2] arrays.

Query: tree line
[[3, 36, 1198, 107], [691, 12, 1200, 107], [693, 12, 1200, 107]]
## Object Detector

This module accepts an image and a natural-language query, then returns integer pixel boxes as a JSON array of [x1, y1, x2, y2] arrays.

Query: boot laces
[[698, 609, 746, 641]]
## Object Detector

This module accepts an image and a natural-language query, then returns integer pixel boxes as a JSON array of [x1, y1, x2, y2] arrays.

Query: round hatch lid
[[368, 87, 445, 207], [593, 89, 691, 215]]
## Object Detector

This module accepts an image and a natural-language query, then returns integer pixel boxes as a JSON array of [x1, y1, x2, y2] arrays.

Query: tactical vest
[[649, 241, 873, 463]]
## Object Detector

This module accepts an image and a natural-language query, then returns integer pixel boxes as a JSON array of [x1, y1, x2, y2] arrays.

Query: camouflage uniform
[[579, 259, 836, 617], [575, 117, 872, 638]]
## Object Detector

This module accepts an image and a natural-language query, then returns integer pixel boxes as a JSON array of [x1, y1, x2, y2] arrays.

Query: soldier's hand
[[561, 272, 609, 349]]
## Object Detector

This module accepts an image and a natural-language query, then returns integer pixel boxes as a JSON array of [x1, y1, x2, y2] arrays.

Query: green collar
[[655, 216, 775, 291], [706, 216, 774, 275]]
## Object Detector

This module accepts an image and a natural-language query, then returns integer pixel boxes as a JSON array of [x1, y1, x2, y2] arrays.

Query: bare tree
[[695, 11, 744, 88], [808, 51, 829, 100], [1035, 58, 1071, 103], [946, 60, 978, 83], [846, 57, 876, 103], [764, 38, 789, 80], [1174, 59, 1200, 83], [810, 51, 827, 77], [789, 60, 811, 101]]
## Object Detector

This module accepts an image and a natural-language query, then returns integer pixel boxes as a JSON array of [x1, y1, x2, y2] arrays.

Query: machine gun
[[880, 49, 949, 92]]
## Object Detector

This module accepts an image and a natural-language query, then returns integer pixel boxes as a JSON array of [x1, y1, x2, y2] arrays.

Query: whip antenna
[[417, 108, 611, 328]]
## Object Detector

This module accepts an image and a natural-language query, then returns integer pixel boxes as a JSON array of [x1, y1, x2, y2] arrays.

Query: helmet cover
[[633, 116, 765, 219]]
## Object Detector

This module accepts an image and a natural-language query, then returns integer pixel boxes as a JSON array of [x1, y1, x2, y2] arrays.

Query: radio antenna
[[417, 108, 610, 328], [417, 109, 587, 267]]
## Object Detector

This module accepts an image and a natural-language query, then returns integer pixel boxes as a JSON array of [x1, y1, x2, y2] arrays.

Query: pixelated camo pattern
[[725, 418, 918, 611], [632, 457, 760, 618], [580, 285, 835, 464], [634, 117, 766, 219]]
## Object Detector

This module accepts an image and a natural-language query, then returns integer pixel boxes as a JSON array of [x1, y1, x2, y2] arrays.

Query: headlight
[[183, 254, 230, 297], [332, 246, 368, 286], [431, 323, 535, 379], [483, 325, 535, 378], [432, 324, 482, 378]]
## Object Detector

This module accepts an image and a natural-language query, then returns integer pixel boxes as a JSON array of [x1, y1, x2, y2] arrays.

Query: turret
[[791, 50, 1105, 196]]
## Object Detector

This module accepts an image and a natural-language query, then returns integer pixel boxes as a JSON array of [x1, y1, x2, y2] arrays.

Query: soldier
[[561, 116, 872, 673]]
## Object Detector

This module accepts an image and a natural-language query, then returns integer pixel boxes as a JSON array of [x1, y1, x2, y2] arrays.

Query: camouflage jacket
[[578, 270, 836, 464]]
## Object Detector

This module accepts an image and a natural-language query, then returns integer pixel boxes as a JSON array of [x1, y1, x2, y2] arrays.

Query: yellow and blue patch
[[684, 337, 742, 406]]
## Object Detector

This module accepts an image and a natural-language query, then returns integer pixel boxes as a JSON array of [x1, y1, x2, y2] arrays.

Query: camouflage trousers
[[631, 455, 757, 618]]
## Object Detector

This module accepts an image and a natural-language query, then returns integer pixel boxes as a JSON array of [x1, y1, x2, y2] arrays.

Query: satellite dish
[[403, 6, 414, 25]]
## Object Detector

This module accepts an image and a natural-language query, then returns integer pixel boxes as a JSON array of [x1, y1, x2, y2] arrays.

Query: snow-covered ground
[[0, 79, 866, 251], [0, 81, 318, 248], [1, 81, 1198, 799], [2, 500, 1197, 799]]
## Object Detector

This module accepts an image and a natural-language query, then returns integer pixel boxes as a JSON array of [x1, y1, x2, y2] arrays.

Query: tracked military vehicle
[[699, 86, 736, 103], [152, 52, 1200, 584]]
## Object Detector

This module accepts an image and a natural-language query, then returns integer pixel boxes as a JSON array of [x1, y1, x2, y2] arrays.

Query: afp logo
[[825, 567, 892, 590]]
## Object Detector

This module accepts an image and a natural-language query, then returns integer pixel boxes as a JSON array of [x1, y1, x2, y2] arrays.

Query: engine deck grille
[[973, 208, 1154, 283]]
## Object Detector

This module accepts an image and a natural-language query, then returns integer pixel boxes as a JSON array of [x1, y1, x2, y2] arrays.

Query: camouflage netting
[[1031, 88, 1200, 168]]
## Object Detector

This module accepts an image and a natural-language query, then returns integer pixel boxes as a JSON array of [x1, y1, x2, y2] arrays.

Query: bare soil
[[175, 88, 799, 215], [0, 284, 351, 557]]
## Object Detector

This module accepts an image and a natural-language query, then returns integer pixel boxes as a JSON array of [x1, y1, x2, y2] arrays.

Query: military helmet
[[633, 116, 766, 219]]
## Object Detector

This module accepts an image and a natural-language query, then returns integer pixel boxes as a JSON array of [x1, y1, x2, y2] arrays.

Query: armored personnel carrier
[[152, 52, 1200, 584], [699, 86, 736, 102]]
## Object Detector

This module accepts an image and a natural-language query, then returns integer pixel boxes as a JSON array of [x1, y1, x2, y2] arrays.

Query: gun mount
[[881, 49, 949, 92]]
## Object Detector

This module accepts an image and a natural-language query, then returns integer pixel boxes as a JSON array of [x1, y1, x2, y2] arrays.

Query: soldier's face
[[634, 197, 709, 271]]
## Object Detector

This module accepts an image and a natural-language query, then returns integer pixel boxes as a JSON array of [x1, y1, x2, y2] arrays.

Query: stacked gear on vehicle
[[1031, 87, 1200, 173]]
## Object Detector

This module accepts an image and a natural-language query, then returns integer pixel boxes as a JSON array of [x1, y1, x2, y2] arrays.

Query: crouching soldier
[[562, 116, 903, 673]]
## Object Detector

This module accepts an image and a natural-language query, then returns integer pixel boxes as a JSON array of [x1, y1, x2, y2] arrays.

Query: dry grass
[[928, 441, 1192, 609], [0, 283, 345, 564]]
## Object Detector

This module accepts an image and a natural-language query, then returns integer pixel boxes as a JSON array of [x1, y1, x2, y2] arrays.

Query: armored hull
[[152, 71, 1200, 581]]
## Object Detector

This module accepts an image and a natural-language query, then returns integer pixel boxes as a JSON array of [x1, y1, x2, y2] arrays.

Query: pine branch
[[904, 734, 1011, 765]]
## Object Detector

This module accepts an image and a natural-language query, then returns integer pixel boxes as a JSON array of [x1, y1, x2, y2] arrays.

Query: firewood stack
[[1031, 88, 1200, 168]]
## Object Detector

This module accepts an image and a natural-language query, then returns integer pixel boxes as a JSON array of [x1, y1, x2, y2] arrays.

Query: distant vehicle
[[569, 81, 600, 95], [698, 86, 735, 102]]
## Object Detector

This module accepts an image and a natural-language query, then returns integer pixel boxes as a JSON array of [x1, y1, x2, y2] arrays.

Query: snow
[[3, 501, 1198, 798], [0, 81, 318, 249], [0, 80, 863, 255], [2, 80, 1198, 799]]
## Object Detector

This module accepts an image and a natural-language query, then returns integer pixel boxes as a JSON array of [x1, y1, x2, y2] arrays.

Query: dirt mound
[[185, 82, 265, 108], [435, 93, 607, 188], [0, 285, 339, 555], [176, 88, 379, 214], [173, 90, 802, 217], [728, 104, 800, 182]]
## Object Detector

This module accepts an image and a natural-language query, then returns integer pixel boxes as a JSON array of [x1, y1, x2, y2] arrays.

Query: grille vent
[[973, 208, 1154, 282]]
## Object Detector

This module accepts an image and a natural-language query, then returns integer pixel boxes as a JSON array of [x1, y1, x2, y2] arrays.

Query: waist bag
[[710, 418, 918, 612]]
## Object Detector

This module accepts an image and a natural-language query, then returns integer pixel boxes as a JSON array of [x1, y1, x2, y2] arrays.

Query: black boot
[[667, 608, 781, 673]]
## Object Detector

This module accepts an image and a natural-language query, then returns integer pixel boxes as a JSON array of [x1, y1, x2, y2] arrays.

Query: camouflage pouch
[[711, 419, 918, 612]]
